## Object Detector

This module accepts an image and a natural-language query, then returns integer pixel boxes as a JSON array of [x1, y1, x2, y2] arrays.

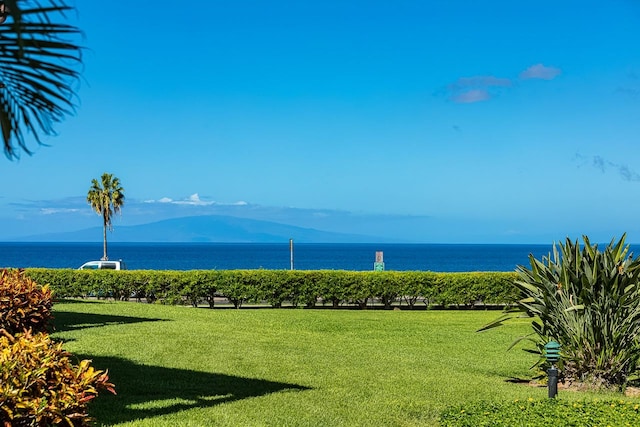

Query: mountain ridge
[[18, 214, 399, 243]]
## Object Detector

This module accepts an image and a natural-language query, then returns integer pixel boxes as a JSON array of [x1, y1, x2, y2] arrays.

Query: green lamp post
[[544, 340, 561, 398]]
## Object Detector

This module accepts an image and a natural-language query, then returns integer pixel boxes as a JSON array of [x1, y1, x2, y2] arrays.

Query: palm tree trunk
[[102, 223, 108, 260]]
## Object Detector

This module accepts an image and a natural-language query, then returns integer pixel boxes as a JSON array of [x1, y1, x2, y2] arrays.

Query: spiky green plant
[[480, 234, 640, 388]]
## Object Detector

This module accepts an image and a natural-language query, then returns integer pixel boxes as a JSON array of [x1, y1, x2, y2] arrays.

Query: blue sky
[[0, 0, 639, 243]]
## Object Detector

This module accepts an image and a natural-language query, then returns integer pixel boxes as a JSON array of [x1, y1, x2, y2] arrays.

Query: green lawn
[[50, 301, 612, 426]]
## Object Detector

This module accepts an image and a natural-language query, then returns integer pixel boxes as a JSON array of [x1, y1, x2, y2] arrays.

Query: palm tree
[[87, 173, 125, 261], [0, 0, 82, 159]]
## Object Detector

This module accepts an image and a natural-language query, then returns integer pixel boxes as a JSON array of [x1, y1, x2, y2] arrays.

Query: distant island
[[15, 215, 399, 244]]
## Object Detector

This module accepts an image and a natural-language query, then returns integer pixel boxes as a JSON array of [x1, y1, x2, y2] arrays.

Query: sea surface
[[1, 241, 631, 272]]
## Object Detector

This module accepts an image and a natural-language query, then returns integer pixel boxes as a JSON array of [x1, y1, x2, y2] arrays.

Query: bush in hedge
[[397, 271, 436, 307], [216, 270, 255, 308], [340, 271, 371, 308], [362, 272, 396, 309], [281, 270, 310, 307], [250, 270, 285, 308], [439, 398, 640, 426], [293, 270, 324, 308], [311, 271, 349, 307], [476, 272, 519, 305], [21, 268, 79, 299], [0, 329, 115, 426], [0, 269, 53, 334], [177, 270, 214, 307]]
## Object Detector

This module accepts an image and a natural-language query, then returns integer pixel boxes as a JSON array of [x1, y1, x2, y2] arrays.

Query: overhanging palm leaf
[[0, 0, 81, 159]]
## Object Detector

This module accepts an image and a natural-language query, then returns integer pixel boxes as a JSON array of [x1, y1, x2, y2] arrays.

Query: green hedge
[[23, 269, 519, 309]]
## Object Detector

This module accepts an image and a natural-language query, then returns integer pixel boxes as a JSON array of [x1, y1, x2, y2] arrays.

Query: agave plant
[[0, 0, 82, 159], [481, 234, 640, 388]]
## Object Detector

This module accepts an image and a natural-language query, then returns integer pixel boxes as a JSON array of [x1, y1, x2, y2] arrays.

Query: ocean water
[[0, 241, 601, 272]]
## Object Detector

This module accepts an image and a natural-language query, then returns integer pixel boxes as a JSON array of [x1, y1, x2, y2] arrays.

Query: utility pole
[[289, 238, 294, 270]]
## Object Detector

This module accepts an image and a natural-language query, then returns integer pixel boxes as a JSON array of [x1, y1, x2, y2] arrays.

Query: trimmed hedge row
[[24, 269, 520, 309]]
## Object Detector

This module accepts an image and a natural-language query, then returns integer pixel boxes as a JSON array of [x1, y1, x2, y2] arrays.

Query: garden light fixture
[[544, 340, 561, 398]]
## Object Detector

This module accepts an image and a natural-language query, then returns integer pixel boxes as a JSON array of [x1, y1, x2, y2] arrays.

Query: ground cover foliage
[[481, 235, 640, 389], [439, 398, 640, 426], [51, 300, 638, 427]]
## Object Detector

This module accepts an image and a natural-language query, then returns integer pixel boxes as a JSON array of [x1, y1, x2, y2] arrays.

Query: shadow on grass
[[52, 311, 166, 333], [82, 355, 310, 425]]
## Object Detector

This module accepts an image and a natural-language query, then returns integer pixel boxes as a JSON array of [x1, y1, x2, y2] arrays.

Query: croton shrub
[[0, 268, 53, 334]]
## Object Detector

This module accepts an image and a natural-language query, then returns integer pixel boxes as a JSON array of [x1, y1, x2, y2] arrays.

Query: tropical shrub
[[0, 329, 115, 426], [0, 268, 52, 334], [481, 234, 640, 388]]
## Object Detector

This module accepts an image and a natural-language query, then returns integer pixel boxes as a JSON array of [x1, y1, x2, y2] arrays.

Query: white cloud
[[144, 194, 213, 206], [40, 208, 82, 215], [445, 65, 561, 105], [143, 197, 173, 203], [447, 75, 511, 104], [171, 194, 248, 207], [451, 89, 491, 104], [519, 64, 561, 80], [172, 193, 214, 206], [143, 194, 248, 207]]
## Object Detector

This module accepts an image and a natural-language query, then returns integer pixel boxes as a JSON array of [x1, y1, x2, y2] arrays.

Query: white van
[[78, 260, 126, 270]]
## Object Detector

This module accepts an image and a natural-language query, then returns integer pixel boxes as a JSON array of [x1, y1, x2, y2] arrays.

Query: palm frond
[[0, 0, 82, 159]]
